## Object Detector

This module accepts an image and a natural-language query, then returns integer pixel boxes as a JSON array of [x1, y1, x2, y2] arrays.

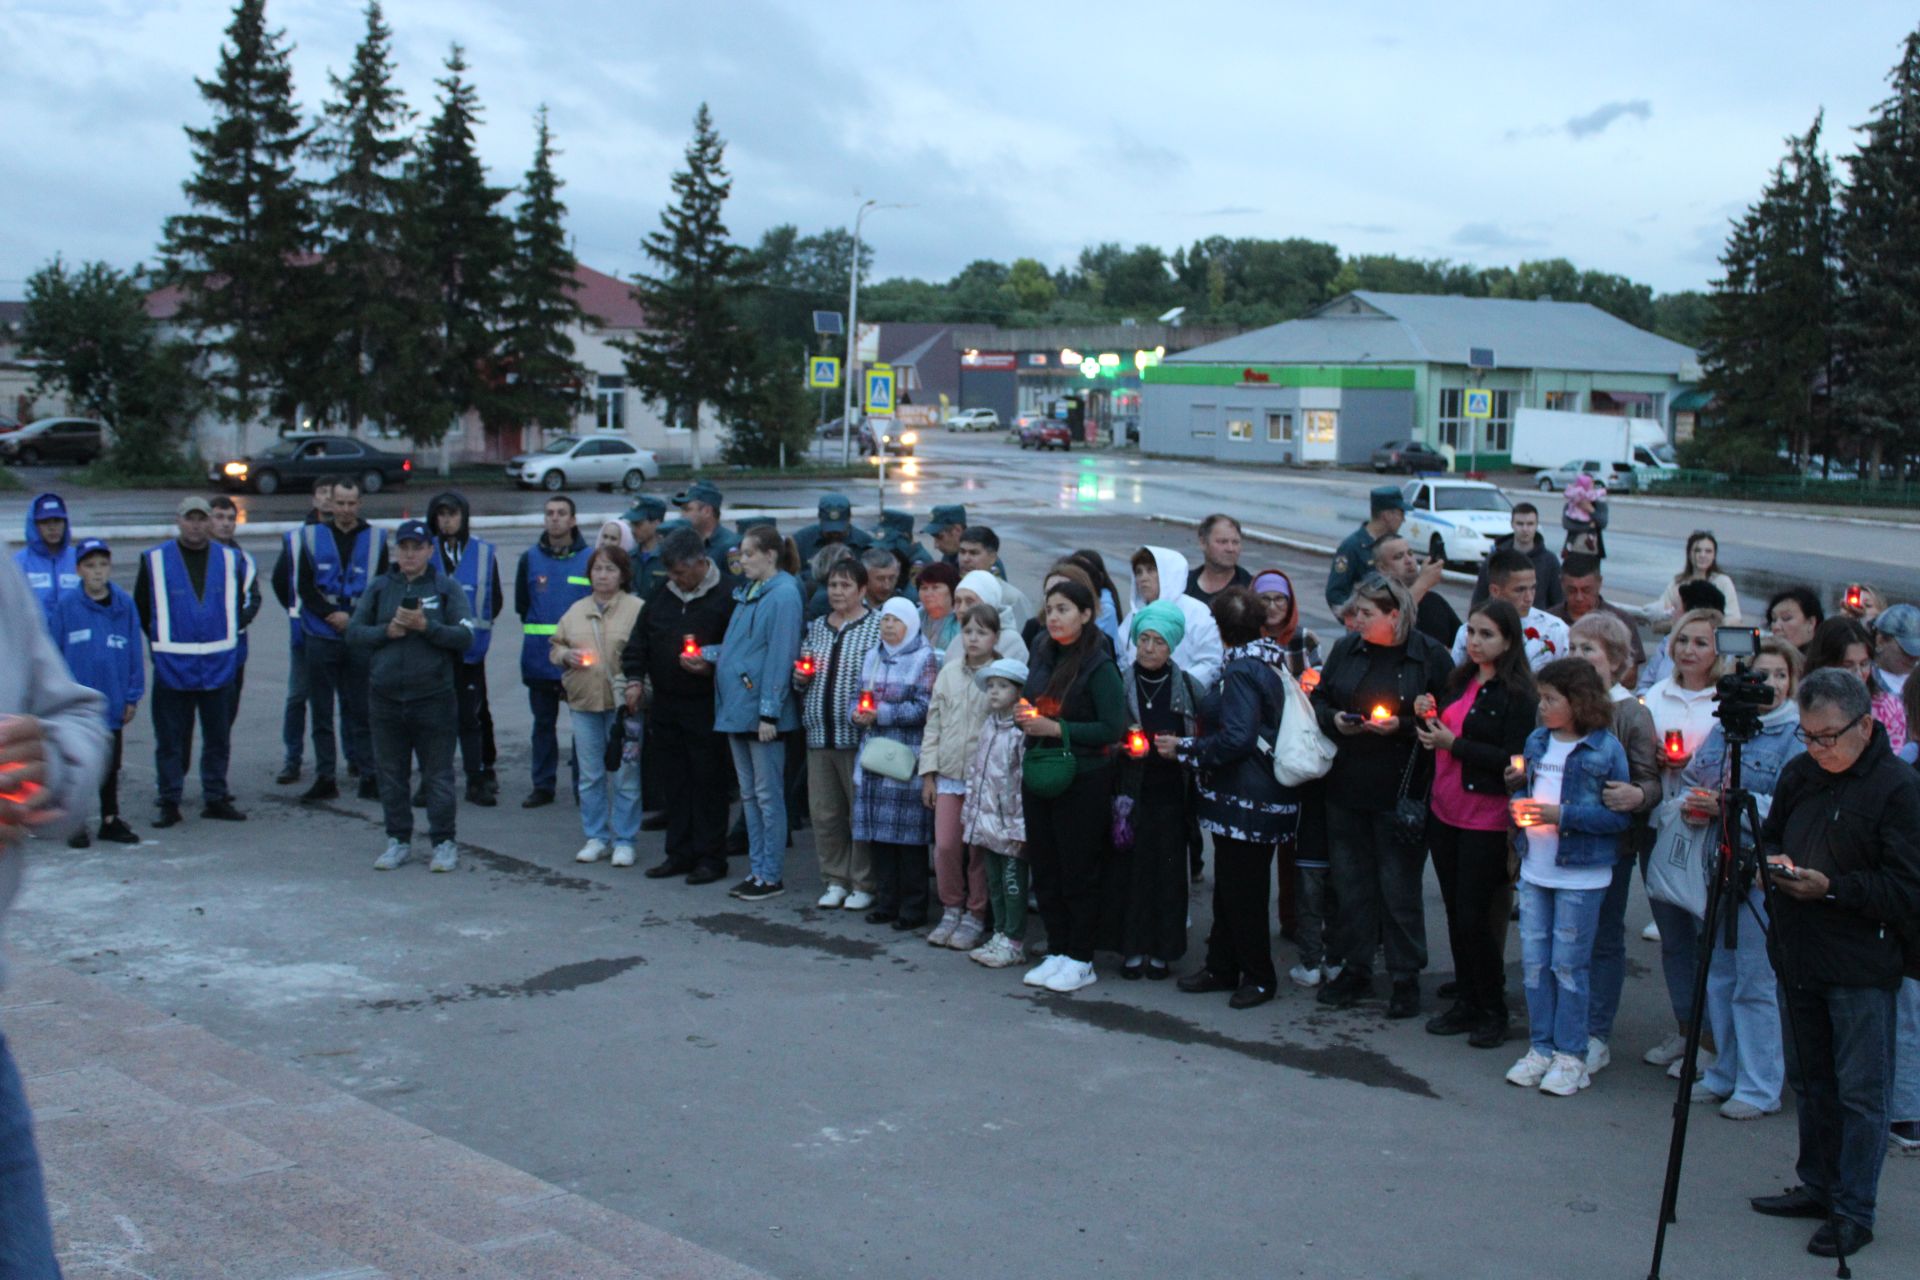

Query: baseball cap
[[395, 519, 432, 544], [177, 496, 213, 517], [922, 503, 966, 535], [74, 537, 110, 562], [1370, 485, 1405, 514], [674, 481, 724, 510], [817, 492, 852, 534], [623, 495, 667, 523], [30, 493, 68, 522], [976, 657, 1029, 690], [877, 508, 914, 537], [1872, 602, 1920, 658]]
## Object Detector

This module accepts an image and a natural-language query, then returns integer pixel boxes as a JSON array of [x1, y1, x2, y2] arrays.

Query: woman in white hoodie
[[1127, 545, 1223, 689], [950, 570, 1029, 667]]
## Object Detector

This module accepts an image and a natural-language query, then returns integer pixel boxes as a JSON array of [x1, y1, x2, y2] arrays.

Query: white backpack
[[1270, 665, 1337, 786]]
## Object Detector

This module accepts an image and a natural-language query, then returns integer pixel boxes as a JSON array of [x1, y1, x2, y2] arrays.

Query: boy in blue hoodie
[[54, 538, 143, 847], [14, 491, 79, 634]]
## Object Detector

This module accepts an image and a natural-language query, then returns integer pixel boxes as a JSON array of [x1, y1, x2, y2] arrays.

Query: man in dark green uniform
[[791, 492, 870, 572], [870, 509, 931, 583], [625, 495, 669, 599], [1326, 484, 1405, 611], [669, 481, 738, 565], [922, 504, 967, 567]]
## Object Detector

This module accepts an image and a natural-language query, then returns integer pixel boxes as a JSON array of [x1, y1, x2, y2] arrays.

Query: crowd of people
[[11, 475, 1920, 1260]]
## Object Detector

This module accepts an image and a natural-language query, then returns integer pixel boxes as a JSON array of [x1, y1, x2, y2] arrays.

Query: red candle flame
[[1665, 730, 1685, 758], [1126, 728, 1149, 758]]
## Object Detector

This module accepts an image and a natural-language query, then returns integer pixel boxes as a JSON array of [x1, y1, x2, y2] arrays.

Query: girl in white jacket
[[921, 604, 1009, 951]]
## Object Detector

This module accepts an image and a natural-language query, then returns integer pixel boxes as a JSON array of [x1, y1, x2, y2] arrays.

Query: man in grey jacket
[[347, 520, 473, 872], [0, 553, 108, 1272]]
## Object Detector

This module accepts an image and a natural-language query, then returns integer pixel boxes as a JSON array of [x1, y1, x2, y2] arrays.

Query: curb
[[1146, 513, 1480, 586]]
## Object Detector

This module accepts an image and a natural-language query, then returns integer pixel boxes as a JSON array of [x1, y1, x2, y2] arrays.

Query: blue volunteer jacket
[[14, 498, 78, 632], [54, 585, 145, 728]]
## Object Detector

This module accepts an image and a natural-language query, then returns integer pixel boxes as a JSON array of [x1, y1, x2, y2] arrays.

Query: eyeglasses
[[1794, 713, 1866, 748]]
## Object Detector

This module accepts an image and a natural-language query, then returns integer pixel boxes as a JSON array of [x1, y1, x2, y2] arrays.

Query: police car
[[1398, 475, 1513, 567]]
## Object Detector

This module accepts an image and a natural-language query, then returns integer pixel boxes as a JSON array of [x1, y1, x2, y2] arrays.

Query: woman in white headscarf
[[851, 597, 939, 930], [950, 570, 1028, 666], [597, 518, 636, 554]]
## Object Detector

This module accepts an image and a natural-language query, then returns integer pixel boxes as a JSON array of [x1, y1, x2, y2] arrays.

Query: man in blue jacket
[[295, 478, 388, 802], [514, 494, 591, 807], [431, 491, 501, 806], [54, 537, 143, 847], [13, 491, 79, 633]]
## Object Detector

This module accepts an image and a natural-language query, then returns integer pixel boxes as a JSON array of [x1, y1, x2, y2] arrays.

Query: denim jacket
[[1660, 702, 1804, 840], [1521, 725, 1632, 868]]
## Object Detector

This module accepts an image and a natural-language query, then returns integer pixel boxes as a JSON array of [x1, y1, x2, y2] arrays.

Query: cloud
[[1451, 222, 1547, 250], [1333, 222, 1397, 236], [1565, 98, 1652, 139], [1194, 205, 1262, 217]]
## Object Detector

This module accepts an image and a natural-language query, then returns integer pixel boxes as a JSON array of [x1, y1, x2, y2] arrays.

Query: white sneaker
[[1690, 1082, 1726, 1104], [1585, 1037, 1612, 1074], [429, 840, 459, 873], [1641, 920, 1661, 942], [1539, 1052, 1592, 1097], [842, 890, 874, 911], [575, 838, 609, 864], [1668, 1049, 1714, 1081], [373, 838, 410, 871], [1505, 1049, 1553, 1088], [1643, 1033, 1687, 1066], [1323, 962, 1345, 982], [1289, 963, 1324, 989], [817, 884, 849, 909], [1044, 959, 1098, 993], [1023, 955, 1066, 987], [610, 843, 635, 868], [979, 935, 1023, 969]]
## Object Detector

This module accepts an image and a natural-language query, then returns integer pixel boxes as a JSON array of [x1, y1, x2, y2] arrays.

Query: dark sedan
[[1370, 439, 1447, 473], [209, 434, 413, 495]]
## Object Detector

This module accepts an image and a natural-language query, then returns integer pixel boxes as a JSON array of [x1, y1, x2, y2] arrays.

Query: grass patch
[[0, 468, 23, 491], [69, 458, 209, 489]]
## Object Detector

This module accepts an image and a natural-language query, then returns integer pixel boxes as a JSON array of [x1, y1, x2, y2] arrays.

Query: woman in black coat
[[1163, 589, 1298, 1009], [1310, 574, 1454, 1018]]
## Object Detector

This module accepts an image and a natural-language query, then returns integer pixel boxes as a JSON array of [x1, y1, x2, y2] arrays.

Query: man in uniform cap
[[871, 509, 930, 581], [625, 495, 670, 600], [671, 481, 739, 564], [922, 504, 967, 566], [1326, 484, 1405, 611], [792, 493, 871, 571]]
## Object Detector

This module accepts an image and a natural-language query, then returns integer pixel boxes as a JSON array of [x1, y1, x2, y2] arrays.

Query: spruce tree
[[406, 43, 513, 446], [308, 0, 428, 438], [620, 103, 752, 469], [1837, 28, 1920, 482], [1700, 116, 1838, 472], [493, 106, 586, 440], [157, 0, 314, 424]]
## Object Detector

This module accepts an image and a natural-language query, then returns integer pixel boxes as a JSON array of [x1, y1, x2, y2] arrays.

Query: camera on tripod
[[1712, 626, 1772, 742]]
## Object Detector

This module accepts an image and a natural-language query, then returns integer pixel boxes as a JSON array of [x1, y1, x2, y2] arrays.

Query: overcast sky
[[3, 0, 1916, 300]]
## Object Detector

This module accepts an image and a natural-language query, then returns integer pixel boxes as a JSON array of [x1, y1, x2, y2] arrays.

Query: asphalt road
[[6, 494, 1915, 1279]]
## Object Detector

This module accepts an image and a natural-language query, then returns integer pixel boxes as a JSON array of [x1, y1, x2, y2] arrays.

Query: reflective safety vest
[[441, 535, 497, 663], [518, 541, 592, 682], [282, 527, 305, 649], [145, 541, 249, 691], [299, 523, 386, 641]]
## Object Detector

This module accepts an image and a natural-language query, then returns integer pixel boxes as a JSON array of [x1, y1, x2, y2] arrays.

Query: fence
[[1646, 469, 1920, 510]]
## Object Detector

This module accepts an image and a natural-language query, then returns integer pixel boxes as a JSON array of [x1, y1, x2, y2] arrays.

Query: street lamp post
[[840, 199, 904, 467]]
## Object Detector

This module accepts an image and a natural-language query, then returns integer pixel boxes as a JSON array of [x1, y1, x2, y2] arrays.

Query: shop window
[[1267, 411, 1293, 443], [1544, 390, 1578, 412], [1305, 410, 1336, 444], [1226, 416, 1253, 442], [1436, 388, 1463, 449], [1484, 390, 1513, 452], [595, 374, 626, 432]]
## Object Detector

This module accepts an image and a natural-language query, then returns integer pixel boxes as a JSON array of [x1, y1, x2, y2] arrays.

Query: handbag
[[1646, 802, 1712, 919], [1271, 665, 1337, 786], [857, 735, 919, 783], [1021, 723, 1077, 799], [1391, 749, 1429, 850]]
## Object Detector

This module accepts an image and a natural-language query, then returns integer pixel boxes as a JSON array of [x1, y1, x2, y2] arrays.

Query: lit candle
[[1126, 727, 1149, 759], [796, 656, 816, 677], [1370, 704, 1392, 723], [577, 650, 594, 667], [1664, 730, 1685, 759], [1846, 584, 1863, 610], [858, 691, 876, 715], [682, 635, 700, 658], [1509, 754, 1526, 775], [1299, 669, 1321, 692], [1510, 799, 1535, 828]]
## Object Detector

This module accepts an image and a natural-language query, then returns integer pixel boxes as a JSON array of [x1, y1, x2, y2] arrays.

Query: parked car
[[1370, 439, 1448, 473], [1535, 457, 1638, 493], [0, 414, 19, 434], [210, 433, 413, 495], [1011, 412, 1049, 437], [945, 408, 1001, 432], [507, 435, 662, 492], [1019, 419, 1073, 451], [0, 417, 108, 466], [1399, 477, 1514, 567]]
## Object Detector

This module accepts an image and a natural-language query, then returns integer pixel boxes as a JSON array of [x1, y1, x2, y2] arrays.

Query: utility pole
[[840, 199, 905, 466]]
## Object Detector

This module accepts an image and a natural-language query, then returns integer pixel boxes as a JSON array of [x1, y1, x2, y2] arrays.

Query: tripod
[[1645, 736, 1836, 1278]]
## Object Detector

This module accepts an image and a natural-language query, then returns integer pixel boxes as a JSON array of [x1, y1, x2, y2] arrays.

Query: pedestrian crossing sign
[[808, 356, 840, 389], [865, 365, 895, 417], [1463, 389, 1493, 418]]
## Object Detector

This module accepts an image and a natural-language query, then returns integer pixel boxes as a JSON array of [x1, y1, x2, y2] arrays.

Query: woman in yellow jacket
[[550, 546, 645, 866]]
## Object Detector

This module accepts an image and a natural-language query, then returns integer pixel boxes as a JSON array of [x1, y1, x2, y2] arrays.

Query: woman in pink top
[[1413, 599, 1540, 1049]]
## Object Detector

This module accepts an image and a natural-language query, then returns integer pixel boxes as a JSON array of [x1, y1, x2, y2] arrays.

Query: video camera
[[1712, 626, 1772, 742]]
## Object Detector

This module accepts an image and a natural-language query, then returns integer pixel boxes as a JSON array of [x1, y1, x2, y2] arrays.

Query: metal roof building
[[1139, 291, 1700, 469]]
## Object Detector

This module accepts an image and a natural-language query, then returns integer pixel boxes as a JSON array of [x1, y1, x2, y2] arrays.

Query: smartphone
[[401, 595, 420, 611], [1766, 863, 1803, 881], [1337, 712, 1364, 725]]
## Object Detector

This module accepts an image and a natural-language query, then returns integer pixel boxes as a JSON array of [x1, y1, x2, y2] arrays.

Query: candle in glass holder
[[1509, 753, 1526, 775], [1664, 729, 1685, 759], [1299, 668, 1321, 693], [576, 650, 594, 667], [1370, 704, 1392, 723], [1510, 799, 1536, 828], [858, 691, 876, 715], [1846, 584, 1863, 610], [1126, 727, 1149, 759], [681, 635, 700, 658], [795, 656, 816, 678]]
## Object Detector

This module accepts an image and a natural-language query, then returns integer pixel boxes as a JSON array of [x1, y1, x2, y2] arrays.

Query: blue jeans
[[282, 639, 308, 771], [1700, 888, 1783, 1110], [1891, 978, 1920, 1125], [0, 1032, 60, 1278], [572, 709, 641, 845], [151, 683, 234, 807], [1518, 880, 1606, 1058], [1648, 887, 1701, 1027], [1781, 982, 1897, 1229], [1587, 855, 1634, 1044], [729, 734, 787, 884], [526, 680, 573, 795]]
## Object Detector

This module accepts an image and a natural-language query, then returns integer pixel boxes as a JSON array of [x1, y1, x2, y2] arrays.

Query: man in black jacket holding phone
[[1748, 668, 1920, 1260]]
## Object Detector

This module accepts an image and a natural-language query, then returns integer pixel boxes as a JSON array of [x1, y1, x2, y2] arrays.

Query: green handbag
[[1021, 722, 1077, 798]]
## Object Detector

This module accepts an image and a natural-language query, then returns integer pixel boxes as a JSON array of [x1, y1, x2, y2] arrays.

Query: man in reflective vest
[[431, 490, 501, 806], [514, 493, 591, 807], [270, 477, 335, 784], [208, 495, 256, 731], [132, 496, 260, 828], [295, 477, 389, 802]]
